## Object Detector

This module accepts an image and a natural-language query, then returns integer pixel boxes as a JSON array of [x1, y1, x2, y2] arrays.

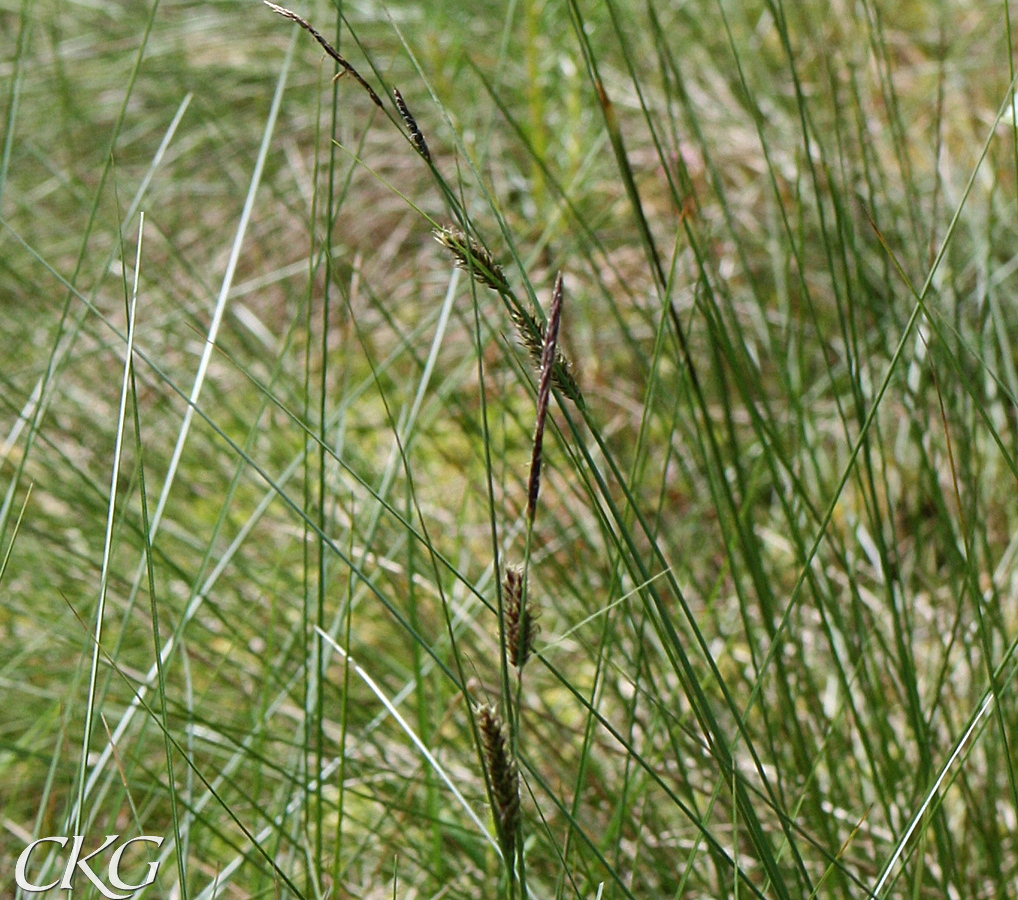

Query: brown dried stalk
[[263, 1, 384, 110]]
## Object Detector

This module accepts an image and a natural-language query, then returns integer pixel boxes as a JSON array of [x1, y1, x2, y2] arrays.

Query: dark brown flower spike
[[526, 271, 563, 523], [478, 705, 519, 865], [393, 88, 431, 163], [504, 566, 537, 670], [263, 1, 384, 110]]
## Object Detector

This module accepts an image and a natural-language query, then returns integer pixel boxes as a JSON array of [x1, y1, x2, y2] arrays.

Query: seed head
[[393, 88, 431, 163], [478, 704, 519, 864], [504, 566, 537, 670]]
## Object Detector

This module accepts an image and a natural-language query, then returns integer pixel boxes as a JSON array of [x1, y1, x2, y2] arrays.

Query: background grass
[[3, 0, 1018, 897]]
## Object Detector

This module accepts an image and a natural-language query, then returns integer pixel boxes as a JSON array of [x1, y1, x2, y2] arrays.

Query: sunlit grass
[[3, 1, 1018, 898]]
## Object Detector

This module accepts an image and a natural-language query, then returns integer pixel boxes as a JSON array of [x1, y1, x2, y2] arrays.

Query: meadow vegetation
[[3, 0, 1018, 897]]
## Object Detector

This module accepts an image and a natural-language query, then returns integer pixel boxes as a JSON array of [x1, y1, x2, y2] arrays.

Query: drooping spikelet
[[433, 226, 584, 408], [263, 1, 384, 109], [504, 566, 537, 670], [478, 705, 519, 865]]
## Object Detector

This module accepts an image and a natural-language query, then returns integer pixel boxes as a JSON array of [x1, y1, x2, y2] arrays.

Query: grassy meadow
[[4, 0, 1018, 897]]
